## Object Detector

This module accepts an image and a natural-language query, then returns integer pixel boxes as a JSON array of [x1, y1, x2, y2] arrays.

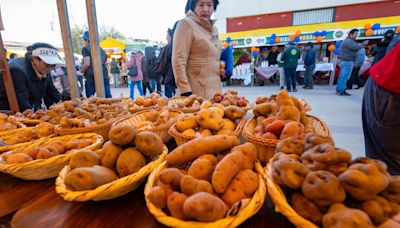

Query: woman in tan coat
[[172, 0, 222, 99]]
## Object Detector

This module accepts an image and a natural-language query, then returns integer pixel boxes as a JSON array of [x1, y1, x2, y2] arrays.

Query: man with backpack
[[81, 31, 112, 98]]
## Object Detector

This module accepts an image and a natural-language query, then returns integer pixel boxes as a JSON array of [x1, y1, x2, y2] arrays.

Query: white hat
[[32, 47, 63, 65]]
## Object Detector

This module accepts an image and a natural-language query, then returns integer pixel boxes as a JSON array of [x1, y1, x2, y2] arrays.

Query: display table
[[296, 63, 334, 72], [0, 172, 294, 228]]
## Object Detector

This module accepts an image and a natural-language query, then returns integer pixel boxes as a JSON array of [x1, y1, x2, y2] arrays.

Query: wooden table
[[0, 172, 294, 228]]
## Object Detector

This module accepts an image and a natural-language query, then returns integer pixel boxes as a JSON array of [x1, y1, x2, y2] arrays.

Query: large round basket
[[113, 110, 183, 143], [144, 161, 266, 228], [169, 117, 246, 146], [55, 145, 168, 201], [0, 127, 36, 154], [265, 162, 318, 228], [54, 118, 119, 141], [0, 133, 103, 180], [168, 96, 201, 113], [242, 115, 331, 163]]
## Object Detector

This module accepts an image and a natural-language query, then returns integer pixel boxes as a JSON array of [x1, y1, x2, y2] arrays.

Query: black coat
[[0, 57, 61, 111], [155, 45, 175, 87]]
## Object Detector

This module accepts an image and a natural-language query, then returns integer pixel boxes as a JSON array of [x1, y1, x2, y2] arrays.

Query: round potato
[[108, 124, 137, 146], [135, 131, 164, 157]]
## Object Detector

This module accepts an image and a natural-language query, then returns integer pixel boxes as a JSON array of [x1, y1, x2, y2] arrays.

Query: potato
[[209, 107, 224, 118], [108, 124, 137, 146], [47, 140, 66, 154], [183, 192, 227, 222], [145, 110, 159, 122], [6, 153, 33, 164], [176, 114, 198, 133], [224, 105, 245, 121], [159, 168, 184, 191], [36, 146, 60, 159], [153, 110, 170, 126], [221, 169, 259, 207], [222, 118, 237, 131], [69, 149, 99, 170], [143, 99, 153, 107], [216, 129, 234, 135], [167, 192, 188, 219], [212, 151, 245, 194], [182, 129, 196, 137], [196, 109, 224, 131], [23, 146, 41, 159], [264, 120, 286, 136], [59, 116, 72, 128], [116, 148, 146, 177], [188, 158, 215, 181], [280, 121, 300, 139], [65, 138, 81, 150], [135, 131, 164, 157], [148, 186, 172, 209], [231, 143, 257, 170], [276, 106, 300, 122], [253, 103, 272, 117], [256, 116, 267, 126], [157, 97, 169, 107], [76, 139, 93, 149], [180, 175, 213, 196], [100, 141, 123, 170], [166, 135, 241, 166], [64, 165, 118, 191], [200, 129, 213, 137], [199, 154, 219, 166]]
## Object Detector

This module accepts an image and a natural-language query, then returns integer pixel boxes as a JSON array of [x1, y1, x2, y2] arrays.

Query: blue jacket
[[304, 48, 316, 66], [220, 45, 234, 77]]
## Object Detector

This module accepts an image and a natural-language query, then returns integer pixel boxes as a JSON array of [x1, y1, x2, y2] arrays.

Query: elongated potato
[[166, 135, 240, 166], [167, 192, 188, 219], [159, 168, 184, 191], [183, 192, 227, 222], [231, 143, 257, 170], [212, 151, 245, 194], [65, 165, 118, 191], [180, 175, 213, 196], [221, 169, 259, 207], [188, 158, 215, 181]]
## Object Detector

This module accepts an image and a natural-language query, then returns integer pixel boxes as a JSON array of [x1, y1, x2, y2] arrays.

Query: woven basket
[[55, 145, 168, 201], [0, 127, 37, 154], [144, 161, 266, 228], [299, 99, 312, 112], [242, 115, 331, 163], [54, 118, 118, 141], [169, 117, 246, 146], [168, 97, 201, 113], [0, 133, 103, 180], [17, 119, 41, 126], [265, 162, 318, 228], [113, 110, 183, 143], [209, 99, 253, 113]]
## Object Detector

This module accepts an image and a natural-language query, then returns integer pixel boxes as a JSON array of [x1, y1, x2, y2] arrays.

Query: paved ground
[[110, 84, 365, 158]]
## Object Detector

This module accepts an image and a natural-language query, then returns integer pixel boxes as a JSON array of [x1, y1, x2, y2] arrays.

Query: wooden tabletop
[[0, 172, 294, 228]]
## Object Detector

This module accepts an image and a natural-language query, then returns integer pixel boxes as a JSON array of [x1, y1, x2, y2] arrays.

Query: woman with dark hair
[[172, 0, 222, 99], [143, 46, 162, 94], [371, 29, 395, 65], [0, 42, 62, 111]]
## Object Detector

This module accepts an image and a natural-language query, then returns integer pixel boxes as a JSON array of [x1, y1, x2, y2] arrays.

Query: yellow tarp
[[100, 38, 126, 58]]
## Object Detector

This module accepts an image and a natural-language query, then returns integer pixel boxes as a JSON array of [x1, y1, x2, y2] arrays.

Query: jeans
[[130, 80, 144, 99], [85, 79, 96, 98], [143, 81, 153, 96], [104, 80, 112, 98], [346, 66, 364, 89], [112, 73, 119, 88], [151, 79, 162, 94], [278, 67, 285, 88], [336, 61, 354, 93], [304, 64, 315, 88], [165, 85, 175, 98], [284, 68, 297, 91]]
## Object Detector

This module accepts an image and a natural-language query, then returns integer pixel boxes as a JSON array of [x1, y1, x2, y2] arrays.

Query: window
[[293, 8, 334, 25]]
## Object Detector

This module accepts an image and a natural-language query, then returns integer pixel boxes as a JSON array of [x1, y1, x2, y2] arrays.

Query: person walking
[[110, 58, 120, 88], [81, 31, 112, 98], [276, 50, 285, 90], [126, 50, 144, 99], [266, 46, 279, 84], [347, 47, 365, 90], [336, 29, 368, 96], [303, 42, 316, 89], [371, 29, 395, 66], [281, 41, 300, 92]]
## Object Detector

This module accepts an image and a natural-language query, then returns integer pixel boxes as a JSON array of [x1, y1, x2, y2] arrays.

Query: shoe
[[293, 89, 298, 92], [302, 86, 307, 89], [280, 86, 284, 90], [304, 86, 313, 89], [287, 89, 292, 92], [337, 91, 351, 96]]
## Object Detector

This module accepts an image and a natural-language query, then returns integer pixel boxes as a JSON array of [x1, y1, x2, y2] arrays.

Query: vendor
[[0, 42, 62, 111]]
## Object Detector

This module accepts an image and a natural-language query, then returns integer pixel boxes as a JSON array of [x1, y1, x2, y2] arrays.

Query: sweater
[[339, 37, 364, 61]]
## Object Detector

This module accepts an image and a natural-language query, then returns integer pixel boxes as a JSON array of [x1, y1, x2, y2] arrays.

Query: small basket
[[55, 145, 168, 201], [299, 99, 312, 112], [113, 110, 183, 143], [0, 133, 103, 180], [0, 127, 37, 154], [168, 96, 201, 113], [265, 162, 318, 228], [54, 118, 118, 141], [144, 161, 266, 228], [169, 117, 246, 146]]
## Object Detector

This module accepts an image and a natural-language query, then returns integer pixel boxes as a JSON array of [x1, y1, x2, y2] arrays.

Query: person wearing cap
[[281, 41, 300, 92], [371, 29, 395, 66], [81, 31, 112, 98], [362, 42, 400, 175], [0, 42, 62, 111], [303, 42, 316, 89]]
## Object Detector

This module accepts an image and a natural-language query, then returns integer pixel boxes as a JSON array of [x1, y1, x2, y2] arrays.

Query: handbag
[[128, 57, 138, 77]]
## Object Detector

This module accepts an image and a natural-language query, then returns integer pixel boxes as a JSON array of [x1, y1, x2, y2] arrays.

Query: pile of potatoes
[[0, 122, 55, 147], [208, 90, 249, 108], [2, 137, 93, 164], [252, 90, 311, 140], [133, 109, 175, 131], [147, 135, 260, 222], [175, 105, 245, 137], [169, 94, 204, 109], [64, 124, 164, 191], [0, 114, 24, 132], [127, 93, 169, 112]]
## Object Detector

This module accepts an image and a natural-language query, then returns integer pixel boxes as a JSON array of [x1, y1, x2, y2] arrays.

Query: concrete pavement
[[110, 85, 365, 158]]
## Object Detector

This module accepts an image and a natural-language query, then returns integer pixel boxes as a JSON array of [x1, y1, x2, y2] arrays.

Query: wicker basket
[[55, 145, 168, 201], [299, 99, 312, 112], [113, 110, 183, 143], [0, 133, 103, 180], [209, 99, 253, 113], [265, 162, 318, 228], [0, 127, 37, 154], [169, 117, 246, 146], [242, 115, 331, 163], [54, 118, 118, 141], [17, 119, 41, 126], [144, 161, 266, 228], [168, 96, 201, 113]]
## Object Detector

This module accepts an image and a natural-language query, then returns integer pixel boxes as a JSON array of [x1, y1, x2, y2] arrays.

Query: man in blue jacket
[[303, 42, 316, 89]]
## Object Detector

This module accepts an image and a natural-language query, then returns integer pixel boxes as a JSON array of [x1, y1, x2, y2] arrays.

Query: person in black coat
[[371, 29, 395, 66], [0, 42, 62, 111]]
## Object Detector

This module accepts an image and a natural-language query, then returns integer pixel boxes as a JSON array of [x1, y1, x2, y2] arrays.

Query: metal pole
[[329, 55, 337, 87], [56, 0, 79, 99], [85, 0, 105, 97]]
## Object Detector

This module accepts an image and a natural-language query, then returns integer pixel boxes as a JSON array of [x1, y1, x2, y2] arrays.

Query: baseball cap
[[288, 41, 295, 45], [32, 47, 63, 65], [82, 31, 90, 40]]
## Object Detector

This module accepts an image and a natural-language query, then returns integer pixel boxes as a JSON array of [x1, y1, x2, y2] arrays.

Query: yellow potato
[[183, 192, 227, 222], [180, 175, 213, 196], [175, 114, 198, 133]]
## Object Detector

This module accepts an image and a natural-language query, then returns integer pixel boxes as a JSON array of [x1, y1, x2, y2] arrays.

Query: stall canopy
[[100, 38, 126, 58]]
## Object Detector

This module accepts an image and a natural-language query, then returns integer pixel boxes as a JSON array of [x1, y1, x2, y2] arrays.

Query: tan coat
[[172, 11, 222, 99]]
